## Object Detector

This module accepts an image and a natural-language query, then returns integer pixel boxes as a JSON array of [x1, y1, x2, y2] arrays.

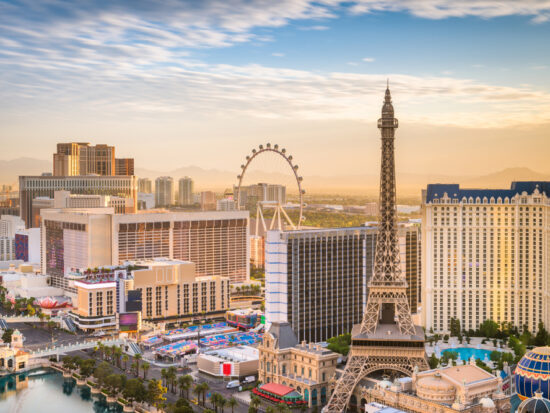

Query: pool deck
[[425, 336, 511, 358]]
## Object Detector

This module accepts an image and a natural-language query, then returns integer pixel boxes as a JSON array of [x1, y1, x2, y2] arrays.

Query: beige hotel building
[[422, 182, 550, 334], [70, 259, 230, 330], [40, 208, 249, 290]]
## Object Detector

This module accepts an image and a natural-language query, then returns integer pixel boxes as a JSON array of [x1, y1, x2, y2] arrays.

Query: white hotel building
[[422, 181, 550, 334]]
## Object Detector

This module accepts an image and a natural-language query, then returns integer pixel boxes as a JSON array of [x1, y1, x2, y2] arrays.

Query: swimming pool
[[442, 347, 498, 361]]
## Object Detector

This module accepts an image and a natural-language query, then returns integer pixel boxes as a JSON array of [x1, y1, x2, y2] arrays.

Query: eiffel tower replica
[[324, 85, 429, 413]]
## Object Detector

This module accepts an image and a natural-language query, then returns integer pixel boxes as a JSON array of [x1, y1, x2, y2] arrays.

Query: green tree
[[428, 353, 439, 369], [534, 322, 550, 346], [227, 397, 238, 413], [327, 333, 351, 356], [178, 374, 193, 399], [122, 354, 129, 371], [479, 319, 499, 338], [133, 353, 142, 377], [2, 328, 14, 344], [449, 317, 461, 337], [123, 378, 147, 404], [142, 361, 150, 380], [93, 361, 113, 387], [146, 379, 167, 409]]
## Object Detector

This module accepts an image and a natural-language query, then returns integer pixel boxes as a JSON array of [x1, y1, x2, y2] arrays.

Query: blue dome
[[518, 392, 550, 413], [516, 347, 550, 400]]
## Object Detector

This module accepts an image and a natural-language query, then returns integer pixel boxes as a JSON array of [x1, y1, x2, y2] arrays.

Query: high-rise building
[[200, 191, 216, 211], [138, 178, 153, 194], [217, 199, 236, 211], [115, 158, 134, 176], [399, 223, 421, 314], [54, 142, 117, 176], [14, 228, 40, 263], [0, 215, 25, 238], [250, 235, 265, 268], [0, 237, 15, 261], [265, 227, 377, 343], [41, 208, 250, 288], [155, 176, 174, 207], [422, 181, 550, 334], [178, 177, 194, 206], [265, 222, 420, 343], [236, 183, 286, 208], [52, 190, 134, 213], [18, 175, 138, 227]]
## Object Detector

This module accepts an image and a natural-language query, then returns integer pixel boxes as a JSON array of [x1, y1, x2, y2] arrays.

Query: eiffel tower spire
[[323, 85, 428, 413]]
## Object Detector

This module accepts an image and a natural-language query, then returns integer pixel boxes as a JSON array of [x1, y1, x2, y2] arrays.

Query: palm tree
[[276, 402, 290, 413], [178, 374, 193, 398], [201, 382, 210, 406], [133, 353, 142, 377], [122, 354, 129, 371], [142, 361, 150, 380], [210, 392, 220, 412], [130, 361, 138, 377], [250, 395, 262, 411], [266, 406, 276, 413], [193, 383, 204, 405], [114, 346, 123, 368], [228, 397, 238, 413], [167, 366, 177, 393], [219, 396, 227, 413]]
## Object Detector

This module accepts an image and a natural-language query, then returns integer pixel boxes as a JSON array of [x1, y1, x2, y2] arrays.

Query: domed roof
[[518, 391, 550, 413], [417, 373, 454, 392], [480, 397, 495, 409], [379, 380, 392, 389], [515, 347, 550, 400]]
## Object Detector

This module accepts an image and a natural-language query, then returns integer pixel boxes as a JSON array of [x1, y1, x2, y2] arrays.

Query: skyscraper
[[265, 227, 376, 343], [422, 182, 550, 334], [115, 158, 134, 175], [53, 142, 134, 177], [138, 178, 152, 194], [155, 176, 174, 207], [178, 177, 194, 205]]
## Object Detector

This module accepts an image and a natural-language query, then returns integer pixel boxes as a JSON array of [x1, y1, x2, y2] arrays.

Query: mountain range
[[2, 158, 549, 197]]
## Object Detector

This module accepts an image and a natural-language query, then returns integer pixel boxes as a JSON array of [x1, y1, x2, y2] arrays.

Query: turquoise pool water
[[0, 369, 122, 413], [442, 347, 496, 360]]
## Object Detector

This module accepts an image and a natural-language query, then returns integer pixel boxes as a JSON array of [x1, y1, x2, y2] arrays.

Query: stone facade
[[258, 321, 338, 408]]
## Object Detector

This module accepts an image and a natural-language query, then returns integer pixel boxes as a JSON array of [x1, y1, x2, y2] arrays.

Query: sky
[[1, 0, 550, 178]]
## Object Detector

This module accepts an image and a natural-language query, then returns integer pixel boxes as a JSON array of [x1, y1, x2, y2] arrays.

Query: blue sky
[[1, 0, 550, 177]]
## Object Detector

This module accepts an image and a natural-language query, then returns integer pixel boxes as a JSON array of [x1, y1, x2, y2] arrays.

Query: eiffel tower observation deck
[[323, 85, 429, 413]]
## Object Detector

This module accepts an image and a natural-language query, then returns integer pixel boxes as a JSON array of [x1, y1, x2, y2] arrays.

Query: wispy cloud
[[349, 1, 550, 23], [298, 25, 330, 30], [362, 57, 375, 62], [272, 52, 285, 57]]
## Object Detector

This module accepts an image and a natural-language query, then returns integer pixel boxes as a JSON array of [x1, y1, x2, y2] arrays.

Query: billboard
[[220, 362, 233, 376], [119, 312, 139, 332]]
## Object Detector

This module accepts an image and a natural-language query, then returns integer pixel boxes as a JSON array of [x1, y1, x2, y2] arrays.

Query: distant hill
[[461, 167, 550, 188], [1, 158, 548, 196], [0, 157, 51, 186]]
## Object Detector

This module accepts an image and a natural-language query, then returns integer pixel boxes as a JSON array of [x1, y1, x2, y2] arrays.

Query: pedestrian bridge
[[29, 338, 126, 359]]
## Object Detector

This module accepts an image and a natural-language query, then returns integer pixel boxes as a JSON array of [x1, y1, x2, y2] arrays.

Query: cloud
[[349, 1, 550, 22], [272, 52, 285, 57], [362, 57, 375, 62], [298, 25, 330, 30]]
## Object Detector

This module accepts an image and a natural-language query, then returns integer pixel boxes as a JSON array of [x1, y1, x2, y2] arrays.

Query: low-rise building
[[69, 259, 231, 331], [259, 321, 338, 407], [197, 345, 258, 378], [341, 362, 511, 413]]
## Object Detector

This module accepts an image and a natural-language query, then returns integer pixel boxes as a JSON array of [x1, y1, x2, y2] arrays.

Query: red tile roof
[[260, 383, 294, 397]]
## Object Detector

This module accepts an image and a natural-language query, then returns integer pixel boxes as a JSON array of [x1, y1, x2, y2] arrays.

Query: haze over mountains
[[2, 158, 550, 197]]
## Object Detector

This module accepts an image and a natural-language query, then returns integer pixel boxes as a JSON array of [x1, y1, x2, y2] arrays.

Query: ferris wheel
[[236, 143, 305, 232]]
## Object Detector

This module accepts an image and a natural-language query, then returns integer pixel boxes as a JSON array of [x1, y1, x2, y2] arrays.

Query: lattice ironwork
[[323, 85, 428, 413], [324, 354, 429, 413]]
